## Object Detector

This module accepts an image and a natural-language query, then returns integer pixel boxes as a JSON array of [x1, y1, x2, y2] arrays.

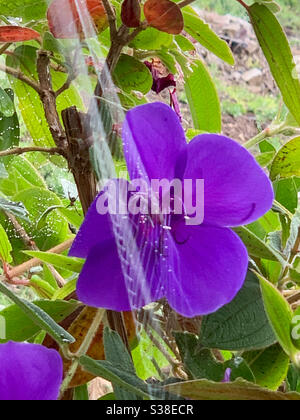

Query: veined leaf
[[256, 272, 300, 363], [0, 299, 80, 343], [234, 225, 286, 263], [164, 378, 300, 400], [270, 137, 300, 180], [249, 4, 300, 125], [185, 60, 221, 133], [23, 250, 84, 273], [183, 8, 234, 65], [0, 223, 12, 263], [0, 281, 75, 345]]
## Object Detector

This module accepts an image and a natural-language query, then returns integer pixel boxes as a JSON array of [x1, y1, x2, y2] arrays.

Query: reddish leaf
[[121, 0, 141, 28], [0, 26, 41, 42], [144, 0, 184, 35], [47, 0, 108, 39]]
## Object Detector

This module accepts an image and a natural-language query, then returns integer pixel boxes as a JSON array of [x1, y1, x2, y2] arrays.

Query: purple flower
[[222, 368, 232, 383], [144, 61, 176, 94], [0, 341, 63, 400], [70, 103, 273, 317]]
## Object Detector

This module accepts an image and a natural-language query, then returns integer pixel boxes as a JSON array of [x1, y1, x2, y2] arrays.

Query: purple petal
[[166, 224, 248, 317], [76, 217, 165, 310], [122, 103, 187, 181], [0, 342, 63, 400], [222, 368, 232, 383], [183, 134, 274, 227], [69, 179, 129, 259]]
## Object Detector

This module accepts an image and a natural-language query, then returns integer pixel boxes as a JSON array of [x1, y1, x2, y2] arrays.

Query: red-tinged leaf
[[0, 26, 41, 43], [144, 0, 184, 35], [47, 0, 108, 39], [121, 0, 141, 28]]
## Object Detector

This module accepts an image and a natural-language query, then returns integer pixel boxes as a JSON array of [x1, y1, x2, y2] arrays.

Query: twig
[[0, 42, 11, 56], [0, 146, 61, 158], [7, 238, 74, 279], [0, 63, 42, 93], [102, 0, 118, 40], [236, 0, 250, 10], [5, 212, 37, 251], [55, 74, 74, 97], [178, 0, 197, 8]]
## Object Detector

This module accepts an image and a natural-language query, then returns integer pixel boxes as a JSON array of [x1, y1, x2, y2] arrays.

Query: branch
[[0, 146, 61, 158], [37, 50, 68, 150], [236, 0, 250, 10], [7, 238, 74, 279], [178, 0, 197, 8], [0, 63, 41, 94], [102, 0, 118, 40]]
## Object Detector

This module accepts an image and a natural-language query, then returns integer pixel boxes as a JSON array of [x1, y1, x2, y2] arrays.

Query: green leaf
[[175, 35, 195, 51], [79, 356, 153, 400], [174, 332, 254, 383], [0, 299, 80, 343], [233, 225, 285, 263], [243, 344, 289, 391], [0, 89, 20, 153], [185, 60, 221, 133], [249, 4, 300, 126], [104, 328, 140, 400], [174, 332, 224, 382], [23, 251, 84, 273], [0, 87, 15, 117], [132, 331, 171, 381], [0, 282, 75, 345], [0, 0, 47, 20], [13, 187, 69, 251], [164, 378, 300, 400], [182, 9, 235, 65], [273, 178, 298, 214], [0, 156, 46, 198], [73, 384, 89, 401], [257, 272, 300, 363], [0, 197, 29, 220], [256, 151, 275, 167], [129, 27, 173, 51], [0, 223, 12, 263], [200, 271, 276, 351], [7, 46, 83, 149], [113, 54, 153, 95], [270, 137, 300, 180]]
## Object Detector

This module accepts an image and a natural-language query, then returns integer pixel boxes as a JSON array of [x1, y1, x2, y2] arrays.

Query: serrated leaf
[[200, 271, 276, 351]]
